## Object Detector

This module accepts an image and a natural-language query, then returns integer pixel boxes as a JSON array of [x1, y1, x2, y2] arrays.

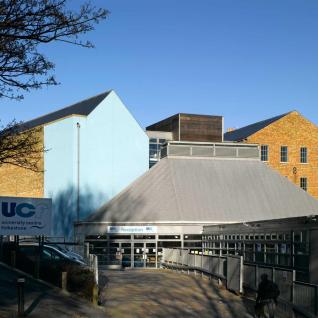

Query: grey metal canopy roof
[[224, 112, 290, 141], [22, 90, 111, 130], [85, 157, 318, 224]]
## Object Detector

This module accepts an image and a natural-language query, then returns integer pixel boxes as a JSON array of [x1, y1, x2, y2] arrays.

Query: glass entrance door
[[134, 243, 144, 267], [121, 243, 132, 268], [133, 242, 157, 268], [145, 243, 156, 268], [109, 242, 121, 266]]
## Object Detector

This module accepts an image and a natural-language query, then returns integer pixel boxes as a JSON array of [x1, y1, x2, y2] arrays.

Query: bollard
[[17, 277, 25, 317], [61, 272, 67, 290], [93, 255, 98, 286], [11, 250, 16, 267], [84, 242, 90, 262]]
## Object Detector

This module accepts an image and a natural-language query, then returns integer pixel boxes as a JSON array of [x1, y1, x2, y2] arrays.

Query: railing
[[162, 248, 226, 279], [162, 248, 318, 317], [161, 143, 260, 160], [243, 263, 294, 303], [293, 281, 318, 315]]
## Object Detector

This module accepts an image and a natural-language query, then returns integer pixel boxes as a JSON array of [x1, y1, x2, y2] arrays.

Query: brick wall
[[0, 126, 44, 198], [246, 111, 318, 200]]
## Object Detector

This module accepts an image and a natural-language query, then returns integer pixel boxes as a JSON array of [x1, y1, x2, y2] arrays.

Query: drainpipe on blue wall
[[76, 122, 81, 223]]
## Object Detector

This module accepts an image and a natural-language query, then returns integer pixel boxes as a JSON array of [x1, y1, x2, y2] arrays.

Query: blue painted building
[[24, 90, 149, 237]]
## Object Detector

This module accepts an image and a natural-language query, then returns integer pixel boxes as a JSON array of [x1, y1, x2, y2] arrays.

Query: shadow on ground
[[101, 269, 256, 318]]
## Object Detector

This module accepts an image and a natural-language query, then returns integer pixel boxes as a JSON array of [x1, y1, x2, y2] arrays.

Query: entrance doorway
[[133, 242, 156, 268], [109, 242, 132, 268]]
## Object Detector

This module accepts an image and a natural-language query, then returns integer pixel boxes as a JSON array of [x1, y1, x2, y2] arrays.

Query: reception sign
[[107, 226, 157, 234], [0, 196, 52, 235]]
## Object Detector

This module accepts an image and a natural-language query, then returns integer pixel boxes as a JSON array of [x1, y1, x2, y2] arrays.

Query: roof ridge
[[224, 111, 292, 141], [19, 90, 112, 130], [234, 111, 290, 131], [25, 90, 111, 125]]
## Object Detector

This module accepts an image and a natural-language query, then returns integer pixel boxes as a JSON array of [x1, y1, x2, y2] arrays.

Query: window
[[300, 147, 308, 163], [280, 146, 288, 162], [184, 234, 202, 240], [158, 235, 180, 239], [300, 177, 307, 191], [261, 145, 268, 161], [134, 235, 155, 240]]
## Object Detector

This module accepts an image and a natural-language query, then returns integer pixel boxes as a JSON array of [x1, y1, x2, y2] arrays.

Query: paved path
[[0, 263, 106, 318], [0, 265, 294, 318], [100, 269, 257, 318]]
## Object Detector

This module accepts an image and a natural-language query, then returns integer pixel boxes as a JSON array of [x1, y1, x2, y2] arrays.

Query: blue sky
[[1, 0, 318, 130]]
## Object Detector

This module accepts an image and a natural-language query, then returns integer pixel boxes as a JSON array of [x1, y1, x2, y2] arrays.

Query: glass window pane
[[280, 146, 288, 162], [300, 177, 307, 191], [300, 147, 308, 163], [261, 145, 268, 161]]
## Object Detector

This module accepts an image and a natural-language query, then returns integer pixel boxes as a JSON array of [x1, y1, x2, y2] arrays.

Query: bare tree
[[0, 0, 108, 100], [0, 120, 45, 171]]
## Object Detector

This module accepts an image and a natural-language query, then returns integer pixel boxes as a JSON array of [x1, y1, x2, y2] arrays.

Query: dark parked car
[[1, 242, 85, 285]]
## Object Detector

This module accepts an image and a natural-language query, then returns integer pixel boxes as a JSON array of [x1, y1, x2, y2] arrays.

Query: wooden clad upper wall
[[179, 114, 223, 142], [146, 114, 180, 140], [146, 113, 223, 142]]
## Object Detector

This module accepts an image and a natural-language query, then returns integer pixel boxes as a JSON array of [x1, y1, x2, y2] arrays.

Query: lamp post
[[76, 122, 81, 222]]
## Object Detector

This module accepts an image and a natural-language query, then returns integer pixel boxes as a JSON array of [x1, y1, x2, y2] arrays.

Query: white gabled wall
[[44, 91, 149, 237]]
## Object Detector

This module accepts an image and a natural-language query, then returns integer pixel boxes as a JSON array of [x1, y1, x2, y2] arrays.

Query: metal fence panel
[[181, 250, 188, 265], [227, 256, 243, 293], [191, 146, 214, 157], [176, 250, 182, 264], [202, 256, 210, 272], [237, 147, 259, 159], [161, 248, 318, 317], [169, 145, 190, 156], [274, 269, 292, 302], [294, 283, 317, 315], [215, 146, 237, 157], [243, 264, 256, 290], [195, 255, 202, 268], [209, 256, 219, 275], [219, 257, 227, 277], [188, 254, 195, 267]]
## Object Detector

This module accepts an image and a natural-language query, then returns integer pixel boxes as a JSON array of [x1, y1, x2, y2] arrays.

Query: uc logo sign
[[1, 202, 36, 218]]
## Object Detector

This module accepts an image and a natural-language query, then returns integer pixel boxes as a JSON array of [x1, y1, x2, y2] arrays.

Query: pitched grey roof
[[224, 112, 290, 141], [22, 91, 111, 130], [85, 157, 318, 224]]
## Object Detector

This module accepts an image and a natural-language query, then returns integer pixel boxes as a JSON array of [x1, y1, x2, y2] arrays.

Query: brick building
[[0, 127, 44, 198], [224, 111, 318, 200]]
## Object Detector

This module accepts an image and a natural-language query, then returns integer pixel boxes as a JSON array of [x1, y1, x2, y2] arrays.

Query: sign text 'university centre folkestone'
[[0, 196, 52, 236]]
